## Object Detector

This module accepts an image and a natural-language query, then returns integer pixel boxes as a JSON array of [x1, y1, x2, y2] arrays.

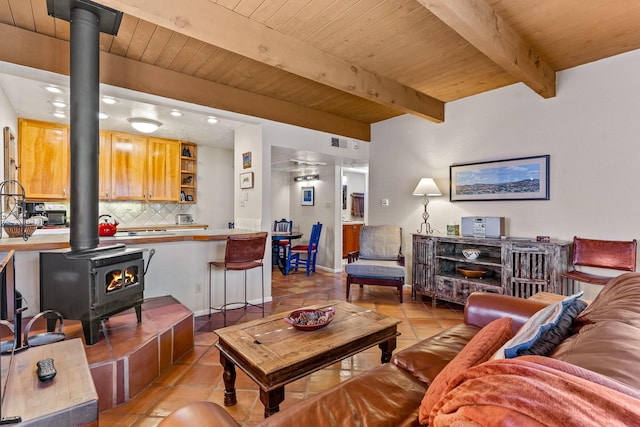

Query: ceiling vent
[[331, 137, 347, 149]]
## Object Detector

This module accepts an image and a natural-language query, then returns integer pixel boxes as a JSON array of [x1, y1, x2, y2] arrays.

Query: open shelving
[[180, 141, 197, 203]]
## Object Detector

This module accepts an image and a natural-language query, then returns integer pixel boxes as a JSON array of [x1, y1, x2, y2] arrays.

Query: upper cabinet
[[110, 132, 149, 201], [99, 130, 111, 200], [109, 134, 180, 202], [18, 119, 69, 200], [17, 119, 193, 203], [147, 137, 181, 202]]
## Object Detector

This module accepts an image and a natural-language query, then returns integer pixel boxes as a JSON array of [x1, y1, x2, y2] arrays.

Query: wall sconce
[[294, 174, 319, 182], [127, 117, 162, 133], [412, 178, 442, 234]]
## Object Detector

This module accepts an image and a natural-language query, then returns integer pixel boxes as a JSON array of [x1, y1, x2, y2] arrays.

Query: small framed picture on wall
[[242, 152, 252, 169], [301, 186, 314, 206], [240, 172, 254, 189]]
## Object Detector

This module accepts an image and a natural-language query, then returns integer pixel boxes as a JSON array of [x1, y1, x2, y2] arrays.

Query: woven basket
[[3, 224, 37, 238]]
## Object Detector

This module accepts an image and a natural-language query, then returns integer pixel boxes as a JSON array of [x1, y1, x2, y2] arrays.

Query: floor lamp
[[412, 178, 442, 234]]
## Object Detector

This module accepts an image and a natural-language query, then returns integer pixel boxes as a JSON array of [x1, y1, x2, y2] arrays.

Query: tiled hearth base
[[26, 296, 194, 412]]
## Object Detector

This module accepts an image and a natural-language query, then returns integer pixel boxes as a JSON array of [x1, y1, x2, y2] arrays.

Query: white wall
[[234, 124, 264, 231], [271, 170, 290, 223], [196, 145, 234, 228], [0, 84, 18, 179], [369, 48, 640, 296]]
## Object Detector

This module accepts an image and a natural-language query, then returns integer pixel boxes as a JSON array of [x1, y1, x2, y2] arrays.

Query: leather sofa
[[159, 272, 640, 426]]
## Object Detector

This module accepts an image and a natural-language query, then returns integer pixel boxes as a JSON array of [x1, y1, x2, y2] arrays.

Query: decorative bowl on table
[[457, 266, 488, 279], [284, 307, 336, 331], [462, 248, 481, 260]]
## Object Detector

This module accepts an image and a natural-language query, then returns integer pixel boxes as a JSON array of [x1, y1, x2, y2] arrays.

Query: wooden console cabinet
[[412, 234, 570, 306]]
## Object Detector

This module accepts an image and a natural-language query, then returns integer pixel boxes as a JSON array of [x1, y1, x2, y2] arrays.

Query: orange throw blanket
[[430, 356, 640, 427]]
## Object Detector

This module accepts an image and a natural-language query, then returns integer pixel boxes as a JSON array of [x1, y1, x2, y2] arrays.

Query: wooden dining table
[[271, 231, 302, 275]]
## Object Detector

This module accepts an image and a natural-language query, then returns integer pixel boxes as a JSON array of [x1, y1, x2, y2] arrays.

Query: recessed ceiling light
[[170, 110, 183, 117], [50, 100, 67, 108], [98, 112, 110, 119], [127, 117, 163, 133], [206, 116, 219, 124], [45, 85, 63, 94], [101, 96, 117, 105], [52, 111, 66, 118]]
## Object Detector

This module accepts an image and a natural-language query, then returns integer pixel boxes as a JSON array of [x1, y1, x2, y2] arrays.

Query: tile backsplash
[[99, 202, 197, 227], [56, 202, 197, 227]]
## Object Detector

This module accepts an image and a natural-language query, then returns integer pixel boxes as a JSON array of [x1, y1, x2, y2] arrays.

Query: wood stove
[[40, 244, 147, 345], [37, 1, 137, 345]]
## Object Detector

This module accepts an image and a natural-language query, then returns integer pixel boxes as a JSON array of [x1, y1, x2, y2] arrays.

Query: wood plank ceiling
[[1, 0, 640, 141]]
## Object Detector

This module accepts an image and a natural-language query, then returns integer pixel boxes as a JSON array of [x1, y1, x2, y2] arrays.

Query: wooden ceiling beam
[[93, 0, 445, 122], [0, 24, 371, 141], [417, 0, 556, 98]]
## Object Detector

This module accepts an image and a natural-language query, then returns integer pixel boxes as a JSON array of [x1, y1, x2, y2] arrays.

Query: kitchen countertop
[[0, 227, 262, 252]]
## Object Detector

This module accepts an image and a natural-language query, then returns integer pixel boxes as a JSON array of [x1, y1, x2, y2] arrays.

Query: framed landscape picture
[[302, 186, 315, 206], [450, 155, 550, 201]]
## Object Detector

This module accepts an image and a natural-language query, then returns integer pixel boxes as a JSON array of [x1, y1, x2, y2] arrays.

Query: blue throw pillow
[[516, 299, 587, 357], [494, 292, 584, 359]]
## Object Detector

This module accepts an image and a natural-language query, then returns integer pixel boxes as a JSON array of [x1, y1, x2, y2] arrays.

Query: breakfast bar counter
[[2, 228, 270, 318], [0, 227, 262, 252]]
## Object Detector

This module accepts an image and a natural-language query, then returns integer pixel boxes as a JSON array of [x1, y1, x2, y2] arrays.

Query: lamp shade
[[413, 178, 442, 196], [127, 117, 162, 133]]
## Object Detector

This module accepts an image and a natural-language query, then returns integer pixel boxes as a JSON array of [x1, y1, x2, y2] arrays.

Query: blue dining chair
[[290, 222, 322, 276]]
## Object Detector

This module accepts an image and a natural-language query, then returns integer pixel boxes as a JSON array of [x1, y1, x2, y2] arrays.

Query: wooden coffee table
[[214, 300, 401, 417]]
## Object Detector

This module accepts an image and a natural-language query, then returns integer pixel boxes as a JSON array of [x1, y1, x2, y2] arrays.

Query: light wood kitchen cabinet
[[342, 223, 363, 258], [110, 132, 148, 201], [109, 134, 180, 202], [18, 118, 189, 203], [412, 234, 570, 306], [147, 137, 180, 202], [98, 130, 111, 200], [18, 118, 69, 200]]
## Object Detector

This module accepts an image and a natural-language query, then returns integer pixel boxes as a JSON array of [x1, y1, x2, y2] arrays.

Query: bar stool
[[209, 232, 268, 326]]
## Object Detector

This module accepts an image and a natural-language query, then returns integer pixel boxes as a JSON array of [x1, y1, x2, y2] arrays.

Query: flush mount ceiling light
[[101, 96, 117, 105], [52, 111, 66, 118], [206, 116, 219, 124], [170, 110, 183, 117], [45, 85, 63, 94], [98, 112, 110, 120], [50, 100, 67, 108], [127, 117, 163, 133]]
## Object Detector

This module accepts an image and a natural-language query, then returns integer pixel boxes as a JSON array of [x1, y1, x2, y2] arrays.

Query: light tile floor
[[99, 268, 464, 426]]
